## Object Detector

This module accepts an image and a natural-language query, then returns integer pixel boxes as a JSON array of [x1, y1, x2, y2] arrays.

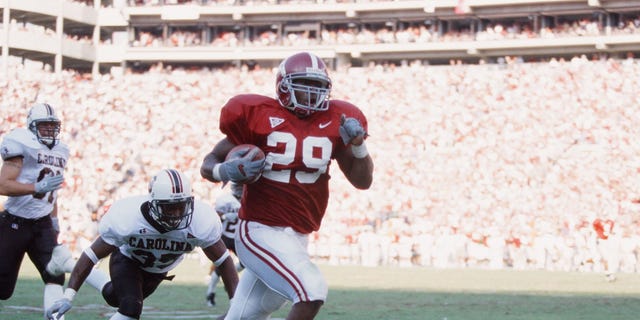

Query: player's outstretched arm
[[203, 240, 239, 300], [46, 237, 116, 320]]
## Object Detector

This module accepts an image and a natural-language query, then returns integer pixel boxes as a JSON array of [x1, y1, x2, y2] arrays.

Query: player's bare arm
[[336, 114, 373, 189], [200, 138, 236, 182], [0, 156, 36, 196], [67, 237, 116, 292], [336, 147, 373, 189], [46, 237, 116, 320], [1, 156, 64, 196], [202, 240, 239, 299]]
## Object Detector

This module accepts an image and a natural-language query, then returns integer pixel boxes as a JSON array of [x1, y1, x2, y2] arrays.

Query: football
[[225, 144, 266, 184]]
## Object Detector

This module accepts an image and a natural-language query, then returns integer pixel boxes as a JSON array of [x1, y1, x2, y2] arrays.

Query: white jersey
[[0, 128, 69, 219], [215, 193, 240, 239], [99, 195, 223, 274]]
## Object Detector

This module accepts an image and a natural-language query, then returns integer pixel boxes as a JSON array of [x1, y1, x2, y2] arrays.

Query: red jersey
[[219, 94, 368, 234], [593, 218, 614, 240]]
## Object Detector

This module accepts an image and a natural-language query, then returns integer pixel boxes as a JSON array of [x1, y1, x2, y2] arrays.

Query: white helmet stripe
[[309, 52, 319, 69], [44, 103, 53, 117], [238, 220, 310, 301]]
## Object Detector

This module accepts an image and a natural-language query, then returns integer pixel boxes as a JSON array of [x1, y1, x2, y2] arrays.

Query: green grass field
[[2, 257, 640, 320]]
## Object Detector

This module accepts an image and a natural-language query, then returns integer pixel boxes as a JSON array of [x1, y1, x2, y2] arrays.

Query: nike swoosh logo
[[319, 121, 332, 129]]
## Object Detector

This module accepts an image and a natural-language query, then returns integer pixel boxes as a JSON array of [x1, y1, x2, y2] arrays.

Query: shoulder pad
[[190, 200, 221, 234], [1, 128, 40, 159], [52, 141, 71, 156]]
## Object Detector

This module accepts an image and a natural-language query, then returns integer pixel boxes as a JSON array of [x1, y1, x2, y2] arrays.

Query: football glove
[[35, 175, 64, 194], [218, 148, 265, 183], [339, 114, 366, 145], [46, 298, 73, 320]]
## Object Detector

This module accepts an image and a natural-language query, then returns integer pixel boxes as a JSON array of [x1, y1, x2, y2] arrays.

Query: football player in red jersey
[[593, 218, 620, 282], [201, 51, 374, 319]]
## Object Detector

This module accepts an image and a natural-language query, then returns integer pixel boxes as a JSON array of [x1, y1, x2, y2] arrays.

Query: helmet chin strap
[[39, 137, 57, 149], [34, 121, 60, 148]]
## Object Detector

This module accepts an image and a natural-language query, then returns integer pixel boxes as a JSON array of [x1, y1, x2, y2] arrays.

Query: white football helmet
[[276, 52, 331, 117], [27, 103, 61, 148], [148, 169, 194, 231]]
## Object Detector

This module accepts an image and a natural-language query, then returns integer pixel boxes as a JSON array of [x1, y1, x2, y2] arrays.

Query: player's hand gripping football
[[339, 114, 366, 146], [218, 148, 266, 183], [35, 174, 64, 194], [45, 297, 73, 320]]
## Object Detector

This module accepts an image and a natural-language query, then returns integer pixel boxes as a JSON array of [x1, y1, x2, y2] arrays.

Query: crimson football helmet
[[276, 52, 332, 117], [148, 169, 194, 231], [27, 103, 61, 148]]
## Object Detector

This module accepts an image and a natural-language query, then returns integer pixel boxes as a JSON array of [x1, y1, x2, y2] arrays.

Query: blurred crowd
[[1, 54, 640, 276], [15, 1, 640, 53], [130, 15, 640, 49]]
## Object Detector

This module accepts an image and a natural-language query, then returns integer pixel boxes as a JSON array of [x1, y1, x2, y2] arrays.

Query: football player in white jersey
[[0, 103, 70, 318], [205, 182, 245, 307], [45, 169, 239, 320]]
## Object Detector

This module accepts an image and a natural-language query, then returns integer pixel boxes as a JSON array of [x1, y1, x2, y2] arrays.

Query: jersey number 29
[[262, 132, 331, 184]]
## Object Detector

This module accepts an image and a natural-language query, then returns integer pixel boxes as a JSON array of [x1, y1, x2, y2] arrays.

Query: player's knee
[[291, 300, 324, 318], [306, 300, 324, 310], [118, 295, 143, 318], [101, 282, 119, 307]]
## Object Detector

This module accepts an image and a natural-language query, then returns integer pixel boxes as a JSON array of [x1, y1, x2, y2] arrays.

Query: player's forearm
[[200, 152, 223, 182], [218, 258, 239, 299], [0, 160, 36, 196], [347, 156, 374, 189], [67, 254, 96, 291], [0, 181, 37, 196]]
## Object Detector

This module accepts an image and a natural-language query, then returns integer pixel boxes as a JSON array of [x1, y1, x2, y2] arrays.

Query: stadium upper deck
[[1, 0, 639, 74]]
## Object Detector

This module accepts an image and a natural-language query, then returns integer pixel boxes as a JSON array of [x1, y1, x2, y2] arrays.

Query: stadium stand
[[1, 0, 640, 276], [1, 0, 640, 74]]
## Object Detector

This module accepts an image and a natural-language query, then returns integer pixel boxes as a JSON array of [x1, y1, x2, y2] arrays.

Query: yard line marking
[[1, 305, 284, 320]]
